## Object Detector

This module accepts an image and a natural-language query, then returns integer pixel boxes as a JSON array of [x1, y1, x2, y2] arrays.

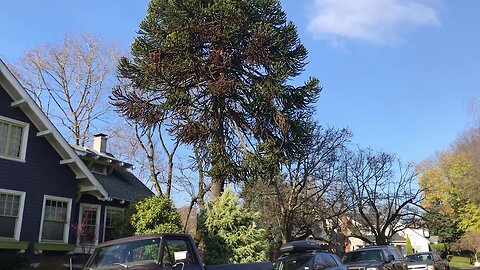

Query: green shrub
[[0, 254, 29, 270], [131, 195, 182, 234], [200, 188, 269, 265], [406, 236, 414, 254]]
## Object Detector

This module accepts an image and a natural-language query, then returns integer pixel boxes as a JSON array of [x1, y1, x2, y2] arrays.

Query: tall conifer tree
[[112, 0, 321, 198]]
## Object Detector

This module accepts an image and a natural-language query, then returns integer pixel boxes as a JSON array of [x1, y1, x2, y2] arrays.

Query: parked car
[[274, 240, 347, 270], [343, 245, 407, 270], [406, 252, 449, 270], [82, 233, 273, 270]]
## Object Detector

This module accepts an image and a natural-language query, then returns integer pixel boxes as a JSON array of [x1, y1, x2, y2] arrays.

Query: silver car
[[406, 252, 449, 270]]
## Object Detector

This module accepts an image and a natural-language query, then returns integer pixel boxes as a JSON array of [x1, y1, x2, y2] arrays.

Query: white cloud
[[307, 0, 440, 45]]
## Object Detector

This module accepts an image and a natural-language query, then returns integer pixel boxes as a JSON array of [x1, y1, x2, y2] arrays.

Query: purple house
[[0, 58, 153, 259]]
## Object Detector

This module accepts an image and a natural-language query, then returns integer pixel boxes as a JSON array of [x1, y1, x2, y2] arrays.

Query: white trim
[[10, 99, 27, 107], [38, 195, 72, 244], [0, 59, 110, 198], [36, 130, 52, 137], [0, 188, 26, 241], [59, 159, 75, 165], [77, 203, 101, 247], [103, 206, 124, 242], [79, 186, 97, 192], [0, 115, 29, 162]]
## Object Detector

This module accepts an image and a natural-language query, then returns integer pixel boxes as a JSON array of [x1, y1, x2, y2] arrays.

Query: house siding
[[0, 85, 78, 245]]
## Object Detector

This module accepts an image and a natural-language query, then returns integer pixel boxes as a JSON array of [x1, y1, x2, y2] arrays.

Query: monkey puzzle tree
[[112, 0, 321, 198]]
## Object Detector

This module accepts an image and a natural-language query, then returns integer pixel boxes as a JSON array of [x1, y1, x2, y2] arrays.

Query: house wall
[[404, 228, 431, 253], [0, 86, 78, 246], [348, 236, 367, 251]]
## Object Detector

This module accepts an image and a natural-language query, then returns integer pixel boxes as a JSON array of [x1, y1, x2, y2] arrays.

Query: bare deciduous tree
[[175, 144, 211, 233], [10, 34, 119, 146], [108, 120, 180, 197], [244, 126, 351, 243], [345, 149, 423, 245]]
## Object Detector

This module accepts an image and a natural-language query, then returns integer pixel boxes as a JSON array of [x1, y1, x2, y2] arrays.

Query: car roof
[[346, 246, 394, 253], [407, 252, 434, 256], [96, 233, 194, 248], [277, 250, 336, 262]]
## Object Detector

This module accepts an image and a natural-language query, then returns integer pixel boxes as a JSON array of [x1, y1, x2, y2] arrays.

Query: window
[[90, 163, 107, 175], [85, 238, 161, 268], [78, 204, 101, 246], [0, 189, 25, 240], [323, 254, 339, 267], [162, 238, 197, 266], [0, 116, 29, 161], [39, 196, 72, 243], [103, 207, 123, 242]]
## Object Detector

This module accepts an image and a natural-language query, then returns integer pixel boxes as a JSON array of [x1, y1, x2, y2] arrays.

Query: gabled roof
[[0, 58, 109, 199], [72, 145, 154, 201], [93, 169, 153, 202]]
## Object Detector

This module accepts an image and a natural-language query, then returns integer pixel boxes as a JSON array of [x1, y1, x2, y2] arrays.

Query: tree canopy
[[346, 149, 422, 245], [418, 124, 480, 242], [112, 0, 321, 198], [11, 34, 118, 146], [130, 195, 182, 234]]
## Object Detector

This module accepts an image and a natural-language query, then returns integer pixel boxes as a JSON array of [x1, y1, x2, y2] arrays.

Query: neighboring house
[[340, 214, 437, 254], [0, 58, 153, 260], [346, 228, 437, 255], [398, 228, 438, 253]]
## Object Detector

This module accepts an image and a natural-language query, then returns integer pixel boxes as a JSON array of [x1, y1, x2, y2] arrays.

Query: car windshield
[[84, 238, 161, 269], [344, 250, 384, 263], [275, 255, 314, 270], [406, 253, 434, 262]]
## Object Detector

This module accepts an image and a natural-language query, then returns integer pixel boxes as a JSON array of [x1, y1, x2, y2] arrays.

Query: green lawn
[[449, 256, 476, 270]]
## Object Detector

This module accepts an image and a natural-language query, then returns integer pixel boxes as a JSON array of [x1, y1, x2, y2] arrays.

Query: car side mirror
[[386, 255, 395, 262]]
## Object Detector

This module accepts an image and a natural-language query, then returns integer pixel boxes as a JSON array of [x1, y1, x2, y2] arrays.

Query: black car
[[274, 240, 347, 270], [343, 246, 407, 270]]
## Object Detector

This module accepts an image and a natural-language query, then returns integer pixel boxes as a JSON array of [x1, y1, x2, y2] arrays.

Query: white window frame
[[103, 206, 124, 242], [0, 115, 29, 162], [77, 203, 101, 247], [38, 195, 72, 243], [0, 188, 26, 241]]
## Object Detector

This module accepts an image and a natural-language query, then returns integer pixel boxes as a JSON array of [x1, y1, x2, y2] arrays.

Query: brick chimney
[[93, 133, 108, 154]]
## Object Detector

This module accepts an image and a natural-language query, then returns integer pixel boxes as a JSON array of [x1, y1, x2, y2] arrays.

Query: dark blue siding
[[0, 86, 77, 244]]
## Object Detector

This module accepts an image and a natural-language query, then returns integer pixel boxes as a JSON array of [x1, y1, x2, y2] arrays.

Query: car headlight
[[427, 265, 435, 270], [367, 267, 381, 270]]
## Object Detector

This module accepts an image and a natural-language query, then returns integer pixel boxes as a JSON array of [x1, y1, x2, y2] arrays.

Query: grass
[[449, 256, 476, 269]]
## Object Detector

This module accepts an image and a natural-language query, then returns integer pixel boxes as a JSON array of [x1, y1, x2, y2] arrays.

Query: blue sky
[[1, 0, 479, 164]]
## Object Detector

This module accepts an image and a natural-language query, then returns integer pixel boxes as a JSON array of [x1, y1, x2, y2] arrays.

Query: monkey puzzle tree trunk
[[209, 98, 227, 199]]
